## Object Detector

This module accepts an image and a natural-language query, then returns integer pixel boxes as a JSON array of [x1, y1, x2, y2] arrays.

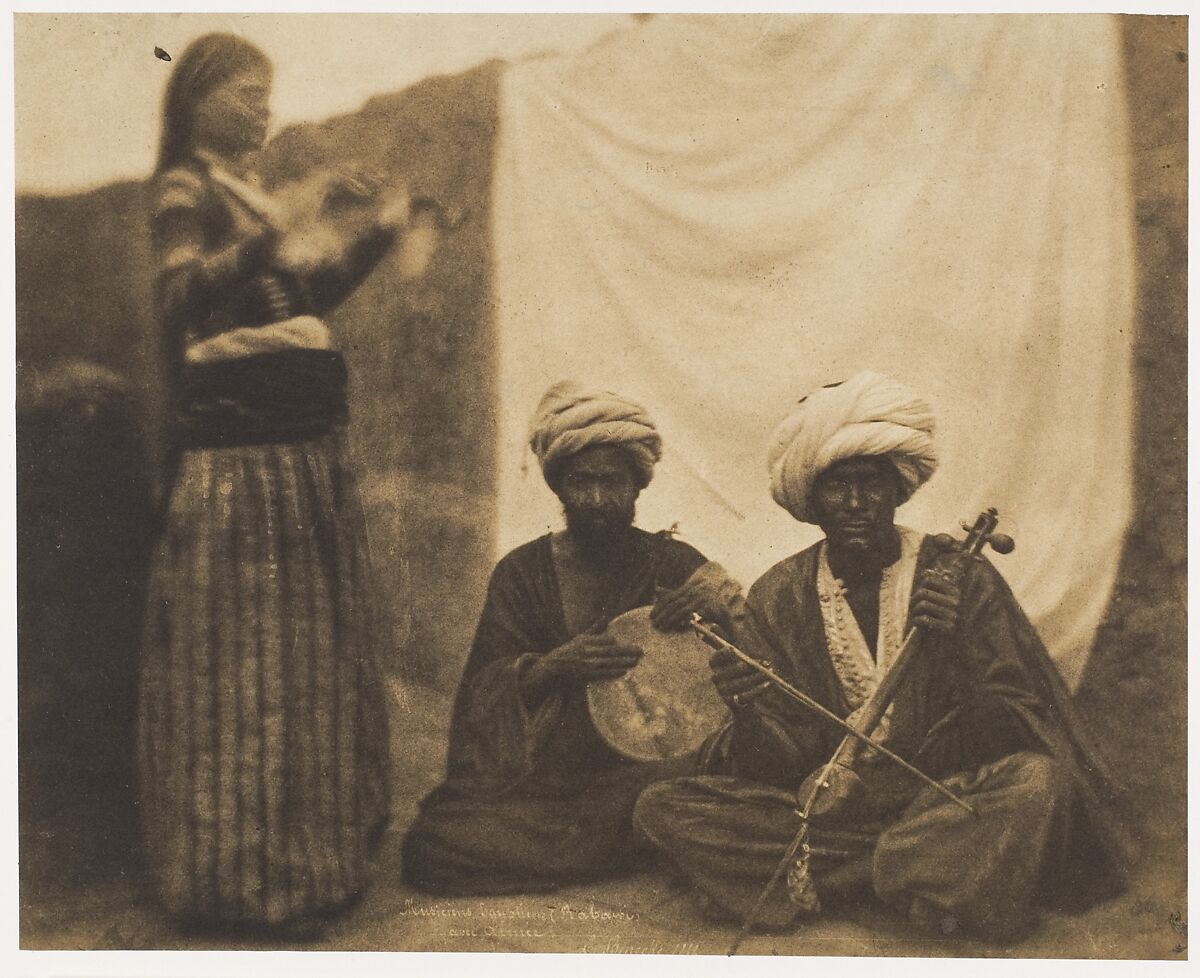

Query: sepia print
[[13, 10, 1186, 963]]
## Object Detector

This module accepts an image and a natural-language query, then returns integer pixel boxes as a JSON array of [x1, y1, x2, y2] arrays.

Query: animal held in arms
[[226, 162, 464, 283]]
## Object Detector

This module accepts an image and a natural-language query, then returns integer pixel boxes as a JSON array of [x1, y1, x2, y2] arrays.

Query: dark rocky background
[[1071, 13, 1187, 922], [15, 17, 1186, 955]]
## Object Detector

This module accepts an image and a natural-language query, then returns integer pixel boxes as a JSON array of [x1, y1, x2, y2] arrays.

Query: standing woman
[[139, 33, 402, 934]]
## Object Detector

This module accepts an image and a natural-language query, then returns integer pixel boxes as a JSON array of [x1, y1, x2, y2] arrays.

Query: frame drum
[[587, 606, 730, 762]]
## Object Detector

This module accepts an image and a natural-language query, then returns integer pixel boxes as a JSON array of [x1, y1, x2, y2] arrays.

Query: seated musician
[[402, 381, 741, 895], [634, 372, 1129, 941]]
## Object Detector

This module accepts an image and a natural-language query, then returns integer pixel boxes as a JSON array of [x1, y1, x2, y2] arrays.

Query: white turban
[[768, 371, 938, 524], [529, 381, 663, 490]]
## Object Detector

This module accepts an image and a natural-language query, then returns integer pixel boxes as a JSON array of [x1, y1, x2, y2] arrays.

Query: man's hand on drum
[[531, 632, 644, 686], [708, 645, 772, 711], [651, 562, 742, 633]]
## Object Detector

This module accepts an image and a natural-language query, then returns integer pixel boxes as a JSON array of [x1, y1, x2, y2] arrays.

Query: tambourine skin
[[587, 606, 730, 763]]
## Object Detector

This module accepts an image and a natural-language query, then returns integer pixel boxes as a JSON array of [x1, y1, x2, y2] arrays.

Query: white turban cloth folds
[[768, 371, 938, 524], [529, 381, 663, 490]]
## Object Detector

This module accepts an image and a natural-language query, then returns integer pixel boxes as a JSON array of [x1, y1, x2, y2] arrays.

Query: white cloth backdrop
[[491, 14, 1134, 689]]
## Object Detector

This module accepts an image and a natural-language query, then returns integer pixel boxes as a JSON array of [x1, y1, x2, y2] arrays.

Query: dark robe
[[403, 527, 708, 895], [635, 533, 1130, 940]]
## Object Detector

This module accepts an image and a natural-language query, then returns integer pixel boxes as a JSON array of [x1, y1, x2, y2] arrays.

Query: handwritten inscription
[[580, 940, 702, 954], [396, 897, 702, 952], [397, 898, 639, 925]]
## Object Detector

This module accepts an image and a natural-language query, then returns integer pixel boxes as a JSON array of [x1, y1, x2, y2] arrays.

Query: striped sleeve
[[152, 168, 272, 334], [153, 167, 205, 222]]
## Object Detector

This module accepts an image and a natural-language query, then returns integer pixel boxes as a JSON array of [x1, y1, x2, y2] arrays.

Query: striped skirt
[[138, 432, 390, 927]]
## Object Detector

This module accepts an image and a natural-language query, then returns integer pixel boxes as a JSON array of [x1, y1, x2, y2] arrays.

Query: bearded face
[[554, 444, 640, 553]]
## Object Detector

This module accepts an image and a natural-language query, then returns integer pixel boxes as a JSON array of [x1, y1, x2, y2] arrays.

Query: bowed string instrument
[[689, 507, 1015, 954]]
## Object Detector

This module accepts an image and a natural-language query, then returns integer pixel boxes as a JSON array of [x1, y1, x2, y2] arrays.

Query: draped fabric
[[492, 14, 1135, 688]]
